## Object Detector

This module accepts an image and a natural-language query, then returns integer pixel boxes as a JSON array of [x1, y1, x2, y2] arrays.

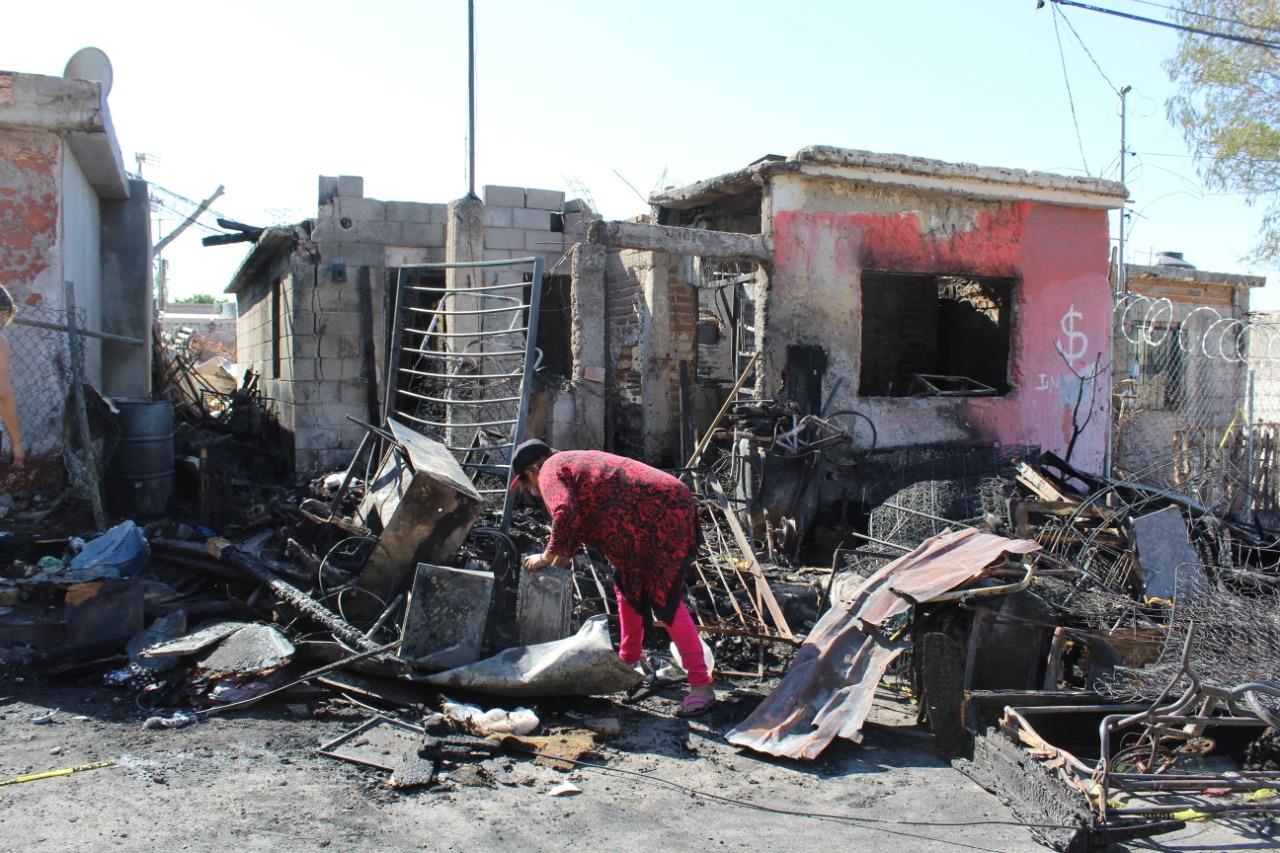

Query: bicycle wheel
[[819, 409, 877, 466]]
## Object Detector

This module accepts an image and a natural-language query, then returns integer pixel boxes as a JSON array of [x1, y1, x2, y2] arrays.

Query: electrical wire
[[1052, 4, 1093, 175], [1056, 4, 1121, 93], [1050, 0, 1280, 51], [1120, 0, 1280, 36], [545, 752, 1086, 836]]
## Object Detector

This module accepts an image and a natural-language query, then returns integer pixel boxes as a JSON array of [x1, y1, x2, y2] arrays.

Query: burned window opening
[[696, 259, 757, 389], [859, 272, 1014, 398], [527, 273, 572, 379]]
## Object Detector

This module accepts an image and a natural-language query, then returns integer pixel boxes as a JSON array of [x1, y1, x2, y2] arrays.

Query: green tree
[[1166, 0, 1280, 261], [175, 294, 218, 304]]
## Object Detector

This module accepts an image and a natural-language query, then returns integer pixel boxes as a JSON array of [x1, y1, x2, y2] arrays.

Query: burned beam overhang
[[587, 219, 771, 261], [222, 226, 302, 295]]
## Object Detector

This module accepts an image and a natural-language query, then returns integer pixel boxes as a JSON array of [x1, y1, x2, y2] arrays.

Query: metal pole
[[467, 0, 477, 199], [63, 281, 107, 529], [502, 255, 544, 530], [1246, 368, 1257, 522], [1117, 84, 1131, 294]]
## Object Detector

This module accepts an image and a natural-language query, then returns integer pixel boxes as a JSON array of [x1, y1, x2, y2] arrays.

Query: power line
[[1049, 0, 1280, 50], [1051, 3, 1093, 175], [1120, 0, 1280, 36], [1056, 4, 1121, 93]]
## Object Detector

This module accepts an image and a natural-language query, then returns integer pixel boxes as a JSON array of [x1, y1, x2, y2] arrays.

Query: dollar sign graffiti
[[1056, 304, 1088, 366]]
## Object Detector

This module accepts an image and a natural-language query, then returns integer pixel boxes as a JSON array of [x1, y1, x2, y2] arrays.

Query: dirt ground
[[0, 673, 1272, 853]]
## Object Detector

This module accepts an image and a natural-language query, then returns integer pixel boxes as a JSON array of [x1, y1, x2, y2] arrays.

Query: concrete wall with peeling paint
[[0, 129, 60, 308], [764, 172, 1113, 472]]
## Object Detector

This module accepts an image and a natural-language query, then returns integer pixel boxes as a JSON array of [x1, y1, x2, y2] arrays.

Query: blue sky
[[5, 0, 1277, 306]]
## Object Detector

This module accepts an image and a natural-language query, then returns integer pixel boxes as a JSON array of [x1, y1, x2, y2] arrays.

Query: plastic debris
[[29, 709, 58, 725], [142, 711, 197, 730], [547, 780, 582, 797], [441, 700, 539, 736]]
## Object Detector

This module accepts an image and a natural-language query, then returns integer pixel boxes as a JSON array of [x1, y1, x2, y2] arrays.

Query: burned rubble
[[1, 151, 1278, 853]]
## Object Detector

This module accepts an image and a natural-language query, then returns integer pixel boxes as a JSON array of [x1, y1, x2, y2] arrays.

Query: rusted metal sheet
[[726, 528, 1040, 760]]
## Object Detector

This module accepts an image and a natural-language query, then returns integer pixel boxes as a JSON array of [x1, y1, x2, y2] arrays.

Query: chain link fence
[[4, 303, 85, 460], [1111, 294, 1279, 521]]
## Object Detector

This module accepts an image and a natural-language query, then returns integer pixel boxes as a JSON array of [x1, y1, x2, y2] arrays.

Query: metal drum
[[105, 398, 174, 519]]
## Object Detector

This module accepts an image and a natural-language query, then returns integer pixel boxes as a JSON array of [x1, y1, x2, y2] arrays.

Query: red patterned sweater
[[538, 450, 698, 622]]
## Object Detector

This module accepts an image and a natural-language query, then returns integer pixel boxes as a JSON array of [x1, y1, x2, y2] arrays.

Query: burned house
[[0, 65, 152, 495], [225, 177, 592, 472], [584, 147, 1127, 475]]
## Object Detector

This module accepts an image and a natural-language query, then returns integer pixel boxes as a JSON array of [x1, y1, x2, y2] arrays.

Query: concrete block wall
[[480, 185, 571, 284]]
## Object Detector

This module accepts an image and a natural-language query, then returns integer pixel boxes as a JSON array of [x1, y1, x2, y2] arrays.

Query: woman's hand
[[10, 444, 24, 467], [522, 553, 549, 572]]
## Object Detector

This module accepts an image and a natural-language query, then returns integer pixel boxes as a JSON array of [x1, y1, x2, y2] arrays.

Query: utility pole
[[467, 0, 477, 198], [1117, 84, 1131, 294]]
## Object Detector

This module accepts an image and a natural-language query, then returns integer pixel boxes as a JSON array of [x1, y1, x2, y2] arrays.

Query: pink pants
[[615, 587, 711, 687]]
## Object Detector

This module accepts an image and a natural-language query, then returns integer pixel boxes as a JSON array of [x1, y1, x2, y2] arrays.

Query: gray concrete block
[[513, 207, 551, 230], [387, 201, 431, 223], [319, 175, 339, 206], [483, 249, 513, 262], [483, 185, 525, 207], [525, 188, 566, 211], [563, 198, 589, 213], [483, 205, 513, 228], [526, 230, 563, 251], [338, 336, 362, 359], [401, 222, 446, 246], [336, 196, 385, 222], [337, 175, 364, 198], [357, 219, 402, 244], [340, 379, 370, 404], [295, 427, 342, 450], [426, 203, 448, 223], [485, 227, 525, 250]]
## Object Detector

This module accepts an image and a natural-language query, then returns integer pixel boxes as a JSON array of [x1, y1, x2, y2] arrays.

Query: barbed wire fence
[[4, 303, 84, 460], [1111, 295, 1280, 522]]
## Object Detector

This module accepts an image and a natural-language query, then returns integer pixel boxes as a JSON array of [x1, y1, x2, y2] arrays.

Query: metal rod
[[405, 303, 524, 316], [63, 282, 106, 529], [467, 0, 476, 198], [394, 388, 520, 405], [396, 348, 525, 360], [1117, 83, 1130, 294], [400, 325, 528, 339], [12, 316, 144, 347], [503, 255, 543, 530], [383, 268, 407, 422], [396, 367, 520, 380]]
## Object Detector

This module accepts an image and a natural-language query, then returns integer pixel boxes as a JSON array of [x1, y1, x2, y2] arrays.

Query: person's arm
[[523, 466, 582, 570], [0, 337, 23, 465]]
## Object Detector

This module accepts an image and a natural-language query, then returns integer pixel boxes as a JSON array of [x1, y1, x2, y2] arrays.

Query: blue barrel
[[105, 399, 175, 519]]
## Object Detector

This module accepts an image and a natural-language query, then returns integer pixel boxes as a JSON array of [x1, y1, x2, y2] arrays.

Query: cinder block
[[563, 198, 589, 213], [337, 175, 364, 198], [526, 230, 563, 251], [485, 227, 525, 250], [295, 428, 342, 451], [338, 336, 362, 359], [513, 207, 551, 230], [387, 201, 431, 223], [357, 220, 402, 244], [525, 188, 566, 211], [483, 205, 513, 228], [483, 249, 513, 262], [318, 176, 339, 206], [426, 203, 448, 223], [483, 185, 525, 207], [336, 197, 385, 222], [401, 223, 446, 246], [340, 379, 370, 404]]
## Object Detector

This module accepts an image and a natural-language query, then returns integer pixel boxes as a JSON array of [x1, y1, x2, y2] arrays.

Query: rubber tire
[[920, 631, 974, 760]]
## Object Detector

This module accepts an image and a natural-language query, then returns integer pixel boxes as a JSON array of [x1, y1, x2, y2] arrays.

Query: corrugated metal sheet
[[726, 528, 1041, 760]]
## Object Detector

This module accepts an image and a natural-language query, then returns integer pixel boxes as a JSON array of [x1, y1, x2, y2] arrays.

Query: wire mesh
[[1094, 579, 1280, 716], [1111, 295, 1280, 519], [4, 304, 85, 459]]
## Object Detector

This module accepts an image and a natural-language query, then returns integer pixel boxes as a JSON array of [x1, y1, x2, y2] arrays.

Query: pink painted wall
[[768, 192, 1112, 472], [0, 130, 60, 308]]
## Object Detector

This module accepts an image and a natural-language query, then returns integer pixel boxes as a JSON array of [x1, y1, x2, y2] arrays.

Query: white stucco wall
[[61, 145, 104, 387]]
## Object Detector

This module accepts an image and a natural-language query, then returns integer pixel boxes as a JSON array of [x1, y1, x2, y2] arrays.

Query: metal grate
[[384, 257, 544, 527]]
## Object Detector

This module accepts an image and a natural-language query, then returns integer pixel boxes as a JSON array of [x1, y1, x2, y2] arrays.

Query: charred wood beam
[[204, 537, 379, 652], [587, 220, 771, 261]]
